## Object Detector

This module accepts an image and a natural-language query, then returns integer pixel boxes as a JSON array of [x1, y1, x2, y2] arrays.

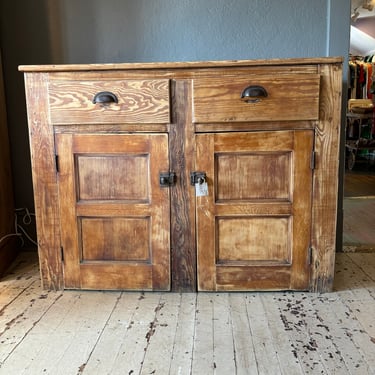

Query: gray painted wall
[[0, 0, 351, 246], [52, 0, 349, 63]]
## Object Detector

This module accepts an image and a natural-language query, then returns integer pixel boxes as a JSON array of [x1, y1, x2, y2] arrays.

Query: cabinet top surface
[[19, 57, 343, 72]]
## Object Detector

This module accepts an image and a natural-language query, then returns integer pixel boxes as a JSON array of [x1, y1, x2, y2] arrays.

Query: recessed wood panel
[[216, 152, 291, 201], [216, 217, 291, 264], [76, 154, 149, 201], [49, 79, 170, 124], [80, 217, 150, 262]]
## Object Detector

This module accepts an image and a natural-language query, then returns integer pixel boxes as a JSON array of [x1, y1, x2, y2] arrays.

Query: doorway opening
[[344, 0, 375, 252]]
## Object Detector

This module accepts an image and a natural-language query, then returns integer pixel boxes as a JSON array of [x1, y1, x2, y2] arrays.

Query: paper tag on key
[[195, 182, 208, 196]]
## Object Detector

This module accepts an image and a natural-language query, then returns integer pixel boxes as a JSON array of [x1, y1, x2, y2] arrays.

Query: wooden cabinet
[[19, 58, 343, 292]]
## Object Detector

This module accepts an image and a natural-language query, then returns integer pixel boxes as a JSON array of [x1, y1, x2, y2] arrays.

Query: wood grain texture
[[56, 133, 170, 290], [80, 217, 150, 261], [196, 130, 313, 291], [18, 56, 343, 72], [49, 79, 170, 124], [169, 80, 197, 291], [343, 198, 375, 247], [21, 58, 342, 292], [2, 251, 375, 374], [215, 152, 291, 200], [217, 217, 291, 262], [77, 154, 149, 201], [23, 72, 63, 289], [310, 63, 342, 292], [193, 74, 320, 122], [0, 50, 16, 276]]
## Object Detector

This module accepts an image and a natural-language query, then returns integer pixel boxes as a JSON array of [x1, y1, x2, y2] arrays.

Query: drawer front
[[48, 79, 170, 124], [193, 74, 320, 123]]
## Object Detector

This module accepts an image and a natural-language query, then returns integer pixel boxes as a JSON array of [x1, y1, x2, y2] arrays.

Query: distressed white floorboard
[[212, 293, 236, 375], [106, 292, 163, 375], [325, 291, 375, 374], [75, 291, 139, 375], [140, 293, 181, 374], [1, 252, 375, 375], [245, 293, 282, 375], [0, 253, 39, 305], [191, 293, 214, 374], [229, 293, 258, 375], [260, 293, 305, 375], [311, 294, 371, 374], [300, 293, 350, 374], [0, 290, 119, 374], [168, 293, 196, 375], [273, 292, 328, 374], [0, 281, 63, 364], [334, 254, 375, 372]]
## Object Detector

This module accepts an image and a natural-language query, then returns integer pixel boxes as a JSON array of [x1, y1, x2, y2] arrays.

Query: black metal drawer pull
[[240, 85, 268, 103], [92, 91, 118, 104]]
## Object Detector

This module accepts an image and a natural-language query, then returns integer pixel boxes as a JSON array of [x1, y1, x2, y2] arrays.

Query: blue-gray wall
[[54, 0, 349, 63], [0, 0, 351, 247]]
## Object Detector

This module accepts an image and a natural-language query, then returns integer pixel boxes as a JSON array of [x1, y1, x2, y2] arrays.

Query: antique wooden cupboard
[[19, 57, 343, 292]]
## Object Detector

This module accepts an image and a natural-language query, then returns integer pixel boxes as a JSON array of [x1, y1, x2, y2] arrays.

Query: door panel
[[80, 217, 150, 261], [217, 217, 291, 263], [56, 133, 170, 290], [77, 155, 149, 201], [196, 130, 313, 291], [216, 153, 291, 200]]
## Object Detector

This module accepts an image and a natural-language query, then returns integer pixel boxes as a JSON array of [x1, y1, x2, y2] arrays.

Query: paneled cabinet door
[[55, 133, 170, 290], [196, 130, 314, 291]]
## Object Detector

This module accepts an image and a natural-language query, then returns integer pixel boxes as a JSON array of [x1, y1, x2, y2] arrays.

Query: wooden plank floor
[[343, 171, 375, 251], [344, 171, 375, 198], [343, 198, 375, 249], [1, 252, 375, 374]]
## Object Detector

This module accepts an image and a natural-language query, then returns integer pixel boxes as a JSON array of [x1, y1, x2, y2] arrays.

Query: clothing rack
[[348, 55, 375, 100], [346, 55, 375, 169]]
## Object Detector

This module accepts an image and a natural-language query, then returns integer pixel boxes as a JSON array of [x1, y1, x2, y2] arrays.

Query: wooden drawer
[[48, 79, 170, 124], [193, 74, 320, 123]]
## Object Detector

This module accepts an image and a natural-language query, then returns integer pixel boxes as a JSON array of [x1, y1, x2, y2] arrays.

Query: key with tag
[[195, 180, 208, 196]]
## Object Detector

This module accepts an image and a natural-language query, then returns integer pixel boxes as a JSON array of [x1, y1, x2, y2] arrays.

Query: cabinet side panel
[[310, 63, 342, 292], [24, 72, 63, 289]]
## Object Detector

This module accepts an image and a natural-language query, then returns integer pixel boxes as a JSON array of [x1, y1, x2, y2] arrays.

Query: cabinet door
[[196, 130, 313, 291], [55, 133, 170, 290]]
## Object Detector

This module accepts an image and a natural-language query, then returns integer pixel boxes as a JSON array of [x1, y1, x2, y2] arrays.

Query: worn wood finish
[[169, 80, 197, 291], [55, 133, 170, 290], [310, 63, 343, 292], [193, 74, 320, 122], [343, 198, 375, 248], [49, 79, 170, 125], [19, 56, 342, 72], [196, 130, 313, 290], [0, 50, 16, 276], [1, 251, 375, 374], [20, 58, 342, 292], [23, 73, 63, 289], [344, 172, 375, 197]]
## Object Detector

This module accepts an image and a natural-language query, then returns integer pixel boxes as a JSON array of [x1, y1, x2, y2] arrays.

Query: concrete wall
[[0, 0, 351, 244]]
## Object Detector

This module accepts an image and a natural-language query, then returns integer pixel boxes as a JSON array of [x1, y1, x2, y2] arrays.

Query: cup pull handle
[[240, 85, 268, 103], [92, 91, 118, 104]]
